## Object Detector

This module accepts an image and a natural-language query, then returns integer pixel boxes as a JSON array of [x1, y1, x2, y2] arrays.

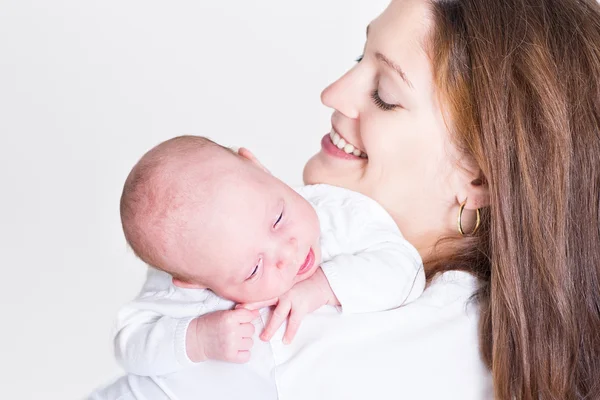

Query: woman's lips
[[297, 248, 315, 275], [320, 134, 366, 160]]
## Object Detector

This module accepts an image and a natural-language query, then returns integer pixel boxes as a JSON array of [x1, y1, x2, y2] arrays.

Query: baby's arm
[[319, 199, 425, 314], [320, 237, 424, 313], [114, 267, 258, 376]]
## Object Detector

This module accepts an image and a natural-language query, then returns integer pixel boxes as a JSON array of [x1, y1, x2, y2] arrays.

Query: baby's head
[[120, 136, 321, 303]]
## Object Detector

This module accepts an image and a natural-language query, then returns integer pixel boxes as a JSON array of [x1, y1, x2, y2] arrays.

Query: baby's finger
[[261, 300, 291, 341], [239, 337, 254, 351], [239, 322, 256, 338], [232, 308, 260, 323], [283, 307, 306, 345], [234, 350, 251, 364]]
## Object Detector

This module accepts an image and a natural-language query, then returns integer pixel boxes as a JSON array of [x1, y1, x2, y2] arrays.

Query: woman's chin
[[303, 152, 362, 189], [303, 152, 342, 183], [302, 154, 322, 185]]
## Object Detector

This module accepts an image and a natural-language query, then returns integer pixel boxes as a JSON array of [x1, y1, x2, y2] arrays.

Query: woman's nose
[[320, 67, 363, 119], [276, 237, 298, 269]]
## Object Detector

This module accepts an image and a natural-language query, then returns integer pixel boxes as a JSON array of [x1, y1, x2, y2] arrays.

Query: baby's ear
[[172, 277, 206, 289], [238, 147, 270, 174]]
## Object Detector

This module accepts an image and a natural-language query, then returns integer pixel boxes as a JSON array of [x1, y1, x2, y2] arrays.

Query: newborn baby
[[115, 135, 424, 375]]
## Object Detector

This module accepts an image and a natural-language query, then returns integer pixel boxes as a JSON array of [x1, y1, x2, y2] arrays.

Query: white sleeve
[[319, 203, 425, 314], [113, 267, 212, 376]]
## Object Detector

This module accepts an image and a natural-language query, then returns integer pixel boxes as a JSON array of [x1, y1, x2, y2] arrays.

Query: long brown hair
[[426, 0, 600, 398]]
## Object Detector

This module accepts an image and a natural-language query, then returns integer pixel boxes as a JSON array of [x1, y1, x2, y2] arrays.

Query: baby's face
[[177, 154, 322, 303]]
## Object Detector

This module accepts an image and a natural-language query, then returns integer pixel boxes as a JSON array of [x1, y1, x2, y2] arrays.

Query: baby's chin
[[292, 263, 319, 285]]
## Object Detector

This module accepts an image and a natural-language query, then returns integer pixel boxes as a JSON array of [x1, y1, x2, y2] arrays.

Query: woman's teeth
[[330, 129, 368, 158]]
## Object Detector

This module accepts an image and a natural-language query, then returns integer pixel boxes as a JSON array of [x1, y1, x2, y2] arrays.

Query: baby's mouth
[[296, 248, 315, 275]]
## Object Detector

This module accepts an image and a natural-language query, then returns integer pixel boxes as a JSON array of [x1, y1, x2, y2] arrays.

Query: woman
[[92, 0, 600, 398]]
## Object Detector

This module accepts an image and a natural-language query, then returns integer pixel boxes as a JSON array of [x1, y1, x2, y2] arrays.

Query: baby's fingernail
[[283, 338, 290, 345]]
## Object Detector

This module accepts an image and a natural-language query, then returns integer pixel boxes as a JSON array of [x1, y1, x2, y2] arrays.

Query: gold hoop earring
[[458, 201, 481, 236]]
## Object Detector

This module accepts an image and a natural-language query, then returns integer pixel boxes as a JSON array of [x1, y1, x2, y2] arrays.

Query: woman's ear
[[454, 175, 489, 234], [172, 277, 206, 289], [458, 176, 490, 210], [237, 147, 271, 174]]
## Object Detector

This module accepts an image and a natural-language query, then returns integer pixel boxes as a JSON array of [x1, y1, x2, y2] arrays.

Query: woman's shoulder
[[422, 270, 480, 307], [296, 183, 396, 227], [296, 183, 379, 206], [274, 269, 492, 400]]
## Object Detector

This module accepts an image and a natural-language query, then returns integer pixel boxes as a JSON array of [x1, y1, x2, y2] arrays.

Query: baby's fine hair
[[120, 135, 236, 279]]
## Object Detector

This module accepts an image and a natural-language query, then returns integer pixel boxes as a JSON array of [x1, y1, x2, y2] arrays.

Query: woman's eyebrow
[[375, 52, 414, 90], [366, 24, 415, 90]]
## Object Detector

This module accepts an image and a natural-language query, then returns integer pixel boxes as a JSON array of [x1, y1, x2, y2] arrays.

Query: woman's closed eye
[[355, 55, 401, 111], [371, 89, 399, 111]]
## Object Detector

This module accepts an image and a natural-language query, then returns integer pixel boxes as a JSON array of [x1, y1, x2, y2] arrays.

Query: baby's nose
[[276, 237, 298, 269]]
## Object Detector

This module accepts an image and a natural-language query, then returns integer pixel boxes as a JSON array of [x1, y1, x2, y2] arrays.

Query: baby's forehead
[[176, 157, 263, 216], [161, 147, 240, 187]]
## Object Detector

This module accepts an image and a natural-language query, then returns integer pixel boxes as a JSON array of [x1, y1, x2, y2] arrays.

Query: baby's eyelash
[[274, 210, 283, 228], [371, 89, 398, 111], [249, 264, 259, 279], [247, 258, 263, 281]]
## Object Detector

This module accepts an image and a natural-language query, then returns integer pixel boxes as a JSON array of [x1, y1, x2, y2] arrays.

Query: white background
[[0, 1, 388, 398]]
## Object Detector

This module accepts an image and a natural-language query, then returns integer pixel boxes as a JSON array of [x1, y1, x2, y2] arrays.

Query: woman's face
[[304, 0, 478, 253]]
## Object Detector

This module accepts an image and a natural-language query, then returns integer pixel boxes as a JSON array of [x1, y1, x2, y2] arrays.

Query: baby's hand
[[241, 268, 337, 345], [189, 308, 259, 363]]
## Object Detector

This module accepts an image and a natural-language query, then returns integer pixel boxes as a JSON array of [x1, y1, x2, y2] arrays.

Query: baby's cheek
[[240, 281, 282, 303], [267, 275, 294, 300], [231, 284, 263, 304]]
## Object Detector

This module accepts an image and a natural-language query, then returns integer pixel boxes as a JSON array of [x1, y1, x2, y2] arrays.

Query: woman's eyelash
[[371, 89, 398, 111], [355, 54, 364, 63]]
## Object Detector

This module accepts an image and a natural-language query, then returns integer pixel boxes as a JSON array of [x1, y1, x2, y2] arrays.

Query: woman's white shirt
[[273, 270, 493, 399], [92, 270, 493, 400]]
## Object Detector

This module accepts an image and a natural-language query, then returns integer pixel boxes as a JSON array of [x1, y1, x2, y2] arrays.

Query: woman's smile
[[326, 127, 368, 159]]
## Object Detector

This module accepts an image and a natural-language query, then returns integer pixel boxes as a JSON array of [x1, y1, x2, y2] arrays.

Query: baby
[[115, 135, 424, 375]]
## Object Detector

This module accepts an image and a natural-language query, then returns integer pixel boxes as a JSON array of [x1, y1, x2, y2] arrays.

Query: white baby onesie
[[113, 184, 424, 376]]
